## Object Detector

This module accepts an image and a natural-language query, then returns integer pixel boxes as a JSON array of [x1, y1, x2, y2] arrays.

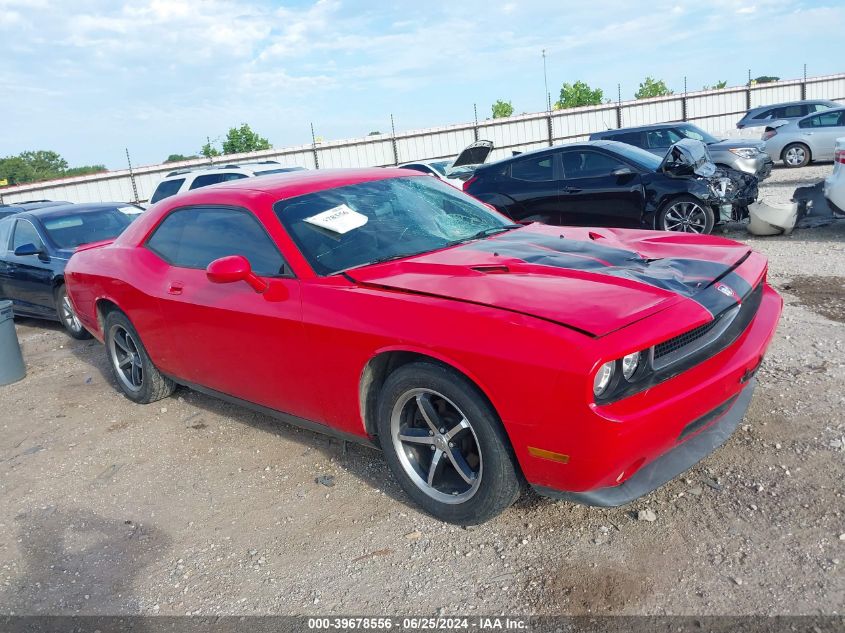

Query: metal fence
[[2, 72, 844, 205]]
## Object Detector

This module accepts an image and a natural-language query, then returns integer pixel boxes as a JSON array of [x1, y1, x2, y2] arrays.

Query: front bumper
[[533, 379, 755, 506], [731, 154, 773, 180]]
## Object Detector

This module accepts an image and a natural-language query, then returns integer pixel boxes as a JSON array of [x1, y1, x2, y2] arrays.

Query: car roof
[[592, 122, 698, 136], [25, 202, 131, 219], [747, 99, 838, 113], [479, 140, 622, 167]]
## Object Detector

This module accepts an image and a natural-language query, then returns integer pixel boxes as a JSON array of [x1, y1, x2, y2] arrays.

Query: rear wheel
[[56, 284, 91, 340], [376, 362, 521, 524], [104, 310, 175, 403], [656, 196, 715, 234], [782, 143, 810, 168]]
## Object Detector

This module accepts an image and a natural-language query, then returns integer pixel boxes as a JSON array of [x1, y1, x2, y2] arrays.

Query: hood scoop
[[471, 264, 511, 274]]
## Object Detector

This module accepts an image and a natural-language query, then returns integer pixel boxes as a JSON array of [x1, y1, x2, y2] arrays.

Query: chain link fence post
[[615, 84, 623, 129], [125, 148, 139, 204], [310, 123, 320, 170], [390, 114, 399, 166], [801, 64, 807, 100], [473, 104, 479, 142]]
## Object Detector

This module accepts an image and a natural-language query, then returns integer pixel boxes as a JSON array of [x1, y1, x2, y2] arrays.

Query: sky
[[1, 0, 843, 169]]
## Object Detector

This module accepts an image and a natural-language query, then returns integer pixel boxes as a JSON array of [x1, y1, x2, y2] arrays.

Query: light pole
[[542, 49, 549, 111]]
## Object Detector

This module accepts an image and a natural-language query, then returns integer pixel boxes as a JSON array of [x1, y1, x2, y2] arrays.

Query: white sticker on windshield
[[304, 204, 368, 234]]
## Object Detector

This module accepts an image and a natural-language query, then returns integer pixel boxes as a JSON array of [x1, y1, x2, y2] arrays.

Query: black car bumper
[[533, 379, 756, 507]]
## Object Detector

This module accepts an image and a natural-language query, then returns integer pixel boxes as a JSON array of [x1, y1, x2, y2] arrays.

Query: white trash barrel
[[0, 300, 26, 385]]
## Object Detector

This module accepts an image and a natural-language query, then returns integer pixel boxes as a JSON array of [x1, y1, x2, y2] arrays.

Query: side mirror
[[612, 167, 634, 177], [14, 243, 43, 257], [206, 255, 268, 294]]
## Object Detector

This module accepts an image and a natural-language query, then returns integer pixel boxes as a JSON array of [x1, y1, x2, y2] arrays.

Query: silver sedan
[[763, 107, 845, 168]]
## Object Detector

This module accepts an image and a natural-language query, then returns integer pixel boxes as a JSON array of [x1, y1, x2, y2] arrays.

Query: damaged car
[[400, 140, 494, 188], [463, 139, 759, 234], [748, 141, 845, 235], [65, 169, 781, 524]]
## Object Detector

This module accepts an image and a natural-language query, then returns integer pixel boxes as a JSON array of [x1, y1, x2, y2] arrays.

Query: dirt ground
[[1, 164, 843, 617]]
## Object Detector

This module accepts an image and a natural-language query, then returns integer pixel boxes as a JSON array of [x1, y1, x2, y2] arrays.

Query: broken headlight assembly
[[728, 147, 760, 160], [593, 350, 648, 401]]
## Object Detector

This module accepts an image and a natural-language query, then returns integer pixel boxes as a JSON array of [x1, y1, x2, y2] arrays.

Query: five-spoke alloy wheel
[[377, 362, 521, 524], [104, 310, 175, 403], [56, 285, 91, 340]]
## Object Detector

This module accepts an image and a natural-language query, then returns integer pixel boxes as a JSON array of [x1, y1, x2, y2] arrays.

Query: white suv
[[148, 161, 305, 204]]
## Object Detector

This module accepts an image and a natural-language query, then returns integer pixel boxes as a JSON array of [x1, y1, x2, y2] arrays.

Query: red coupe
[[65, 169, 782, 524]]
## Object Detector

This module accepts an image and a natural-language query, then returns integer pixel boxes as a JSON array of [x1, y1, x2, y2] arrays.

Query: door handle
[[168, 281, 184, 295], [563, 187, 582, 193]]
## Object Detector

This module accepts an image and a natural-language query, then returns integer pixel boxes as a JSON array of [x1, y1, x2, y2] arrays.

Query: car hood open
[[450, 140, 494, 168], [346, 224, 757, 337]]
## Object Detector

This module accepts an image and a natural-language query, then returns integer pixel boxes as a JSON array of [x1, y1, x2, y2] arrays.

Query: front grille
[[652, 282, 763, 372], [655, 319, 720, 360]]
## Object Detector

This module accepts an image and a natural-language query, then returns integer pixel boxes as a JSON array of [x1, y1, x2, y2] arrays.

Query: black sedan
[[463, 139, 758, 234], [0, 202, 136, 338]]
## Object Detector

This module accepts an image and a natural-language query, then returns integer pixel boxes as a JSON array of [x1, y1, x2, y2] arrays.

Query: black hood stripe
[[468, 232, 752, 316]]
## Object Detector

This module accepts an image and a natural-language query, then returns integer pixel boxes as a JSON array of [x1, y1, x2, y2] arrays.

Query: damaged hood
[[347, 224, 758, 337], [660, 138, 717, 177]]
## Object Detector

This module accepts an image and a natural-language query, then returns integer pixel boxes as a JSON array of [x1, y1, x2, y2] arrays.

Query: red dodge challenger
[[65, 169, 782, 524]]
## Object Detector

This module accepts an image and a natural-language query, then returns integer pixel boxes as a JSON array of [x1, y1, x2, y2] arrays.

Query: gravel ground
[[1, 164, 843, 617]]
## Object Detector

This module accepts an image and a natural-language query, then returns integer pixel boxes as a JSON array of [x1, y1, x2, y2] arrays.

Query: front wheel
[[376, 362, 521, 524], [104, 310, 175, 403], [656, 196, 715, 234], [56, 284, 91, 340], [782, 143, 810, 168]]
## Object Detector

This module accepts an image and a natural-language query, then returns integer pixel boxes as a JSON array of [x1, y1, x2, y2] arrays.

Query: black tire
[[781, 143, 811, 168], [656, 195, 715, 234], [55, 284, 92, 340], [104, 310, 175, 404], [376, 362, 521, 524]]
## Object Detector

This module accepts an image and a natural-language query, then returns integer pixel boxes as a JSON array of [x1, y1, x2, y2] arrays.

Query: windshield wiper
[[446, 224, 522, 246]]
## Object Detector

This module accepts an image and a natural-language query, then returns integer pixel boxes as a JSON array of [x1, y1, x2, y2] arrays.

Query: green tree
[[64, 165, 106, 177], [367, 131, 382, 136], [221, 124, 271, 154], [165, 153, 197, 163], [200, 142, 220, 158], [0, 156, 36, 185], [635, 77, 673, 99], [703, 80, 728, 90], [18, 150, 68, 180], [750, 75, 779, 86], [491, 100, 514, 118], [554, 81, 604, 109]]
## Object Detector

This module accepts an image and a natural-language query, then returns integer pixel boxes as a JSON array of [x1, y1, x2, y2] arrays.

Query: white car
[[148, 161, 305, 205], [400, 140, 493, 188], [823, 137, 845, 213]]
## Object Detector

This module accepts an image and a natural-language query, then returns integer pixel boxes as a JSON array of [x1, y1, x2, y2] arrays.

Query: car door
[[0, 217, 14, 300], [799, 111, 845, 160], [499, 151, 562, 223], [143, 205, 314, 419], [4, 218, 55, 316], [557, 149, 645, 227]]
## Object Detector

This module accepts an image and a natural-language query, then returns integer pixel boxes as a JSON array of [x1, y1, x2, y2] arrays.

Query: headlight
[[593, 361, 615, 397], [621, 352, 640, 380], [729, 147, 759, 159]]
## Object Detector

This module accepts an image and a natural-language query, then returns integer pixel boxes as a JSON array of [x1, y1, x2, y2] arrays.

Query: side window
[[753, 109, 774, 120], [812, 103, 833, 113], [0, 218, 13, 251], [605, 132, 643, 146], [799, 112, 842, 128], [562, 151, 628, 178], [12, 220, 44, 252], [510, 155, 554, 181], [780, 105, 804, 118], [189, 173, 248, 190], [646, 129, 682, 148], [146, 206, 287, 277], [150, 178, 185, 204]]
